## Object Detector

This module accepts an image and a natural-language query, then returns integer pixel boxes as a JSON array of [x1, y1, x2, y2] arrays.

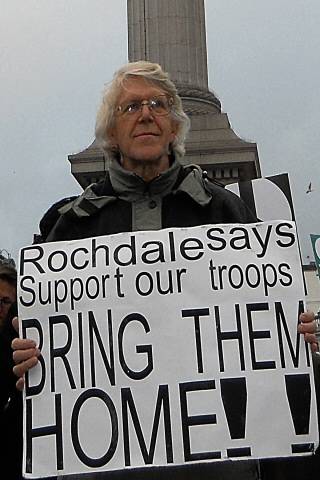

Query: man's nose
[[139, 103, 153, 121]]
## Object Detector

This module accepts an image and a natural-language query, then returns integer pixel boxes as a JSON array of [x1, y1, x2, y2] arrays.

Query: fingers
[[12, 346, 41, 365], [298, 321, 316, 335], [299, 310, 315, 323], [15, 377, 25, 392], [12, 353, 40, 391], [298, 311, 319, 352], [13, 355, 40, 379], [301, 331, 319, 352], [11, 337, 41, 391], [12, 316, 19, 333], [12, 337, 37, 352], [298, 311, 316, 334], [13, 357, 40, 391]]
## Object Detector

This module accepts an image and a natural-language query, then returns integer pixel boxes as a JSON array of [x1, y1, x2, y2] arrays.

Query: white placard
[[18, 221, 319, 478]]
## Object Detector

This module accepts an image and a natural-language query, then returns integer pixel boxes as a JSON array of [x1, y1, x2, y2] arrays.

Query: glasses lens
[[117, 95, 172, 116], [149, 96, 171, 115], [122, 101, 140, 115]]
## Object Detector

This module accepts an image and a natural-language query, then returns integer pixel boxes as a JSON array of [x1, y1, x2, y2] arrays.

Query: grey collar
[[109, 158, 181, 201], [59, 160, 212, 219], [174, 164, 211, 206]]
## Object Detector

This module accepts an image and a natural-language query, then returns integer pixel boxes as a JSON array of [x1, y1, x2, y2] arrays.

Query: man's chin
[[127, 149, 168, 164], [121, 151, 170, 172]]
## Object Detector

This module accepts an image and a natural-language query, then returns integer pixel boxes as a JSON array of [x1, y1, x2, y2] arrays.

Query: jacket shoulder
[[182, 165, 258, 223], [38, 195, 78, 243], [204, 178, 258, 223], [37, 175, 113, 242]]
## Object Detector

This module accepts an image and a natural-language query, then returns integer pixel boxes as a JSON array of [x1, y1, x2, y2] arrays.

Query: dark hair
[[0, 265, 17, 288]]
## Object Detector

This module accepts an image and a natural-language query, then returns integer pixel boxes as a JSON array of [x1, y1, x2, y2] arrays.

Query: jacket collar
[[174, 164, 211, 206], [59, 160, 211, 218]]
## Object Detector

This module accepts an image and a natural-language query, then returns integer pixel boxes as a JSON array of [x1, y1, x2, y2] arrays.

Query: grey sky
[[1, 0, 319, 263]]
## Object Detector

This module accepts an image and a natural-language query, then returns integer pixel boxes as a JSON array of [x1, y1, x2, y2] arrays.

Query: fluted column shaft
[[127, 0, 209, 91]]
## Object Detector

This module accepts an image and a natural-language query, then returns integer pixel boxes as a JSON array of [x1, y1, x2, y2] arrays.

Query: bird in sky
[[306, 182, 314, 193]]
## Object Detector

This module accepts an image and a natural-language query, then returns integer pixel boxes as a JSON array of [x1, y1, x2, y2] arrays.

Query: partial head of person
[[95, 61, 190, 178], [0, 264, 17, 330]]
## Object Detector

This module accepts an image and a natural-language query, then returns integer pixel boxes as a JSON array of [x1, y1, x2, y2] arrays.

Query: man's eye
[[150, 98, 165, 109], [0, 298, 12, 305], [124, 102, 140, 113]]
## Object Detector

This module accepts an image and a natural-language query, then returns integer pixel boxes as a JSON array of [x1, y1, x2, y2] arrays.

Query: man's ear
[[171, 120, 179, 137], [170, 121, 178, 142]]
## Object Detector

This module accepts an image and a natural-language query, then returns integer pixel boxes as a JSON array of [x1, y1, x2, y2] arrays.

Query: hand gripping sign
[[18, 221, 319, 478]]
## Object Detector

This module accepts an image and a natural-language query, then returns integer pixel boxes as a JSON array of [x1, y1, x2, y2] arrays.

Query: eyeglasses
[[0, 297, 14, 307], [116, 95, 174, 117]]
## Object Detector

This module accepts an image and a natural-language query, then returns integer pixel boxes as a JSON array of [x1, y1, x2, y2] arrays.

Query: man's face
[[0, 279, 16, 327], [109, 77, 178, 172]]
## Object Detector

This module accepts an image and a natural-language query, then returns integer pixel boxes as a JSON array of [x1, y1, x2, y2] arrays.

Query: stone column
[[127, 0, 220, 112]]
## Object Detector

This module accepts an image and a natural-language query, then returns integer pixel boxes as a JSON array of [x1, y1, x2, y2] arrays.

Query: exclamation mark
[[220, 377, 251, 458], [285, 374, 314, 454]]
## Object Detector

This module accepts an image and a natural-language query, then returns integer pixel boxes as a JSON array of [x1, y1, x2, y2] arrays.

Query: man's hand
[[298, 311, 319, 353], [11, 317, 41, 391]]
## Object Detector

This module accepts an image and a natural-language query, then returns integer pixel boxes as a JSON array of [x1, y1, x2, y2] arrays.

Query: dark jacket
[[0, 305, 23, 480], [39, 165, 257, 243]]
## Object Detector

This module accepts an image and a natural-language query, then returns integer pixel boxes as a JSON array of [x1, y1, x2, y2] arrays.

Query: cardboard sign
[[18, 221, 319, 478]]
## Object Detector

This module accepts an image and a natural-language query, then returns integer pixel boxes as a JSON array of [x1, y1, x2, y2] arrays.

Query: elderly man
[[12, 61, 318, 479]]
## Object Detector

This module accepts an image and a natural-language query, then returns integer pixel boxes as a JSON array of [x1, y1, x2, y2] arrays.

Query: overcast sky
[[1, 0, 319, 264]]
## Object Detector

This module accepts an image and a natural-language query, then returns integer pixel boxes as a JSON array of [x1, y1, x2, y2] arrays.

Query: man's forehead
[[119, 77, 166, 100]]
